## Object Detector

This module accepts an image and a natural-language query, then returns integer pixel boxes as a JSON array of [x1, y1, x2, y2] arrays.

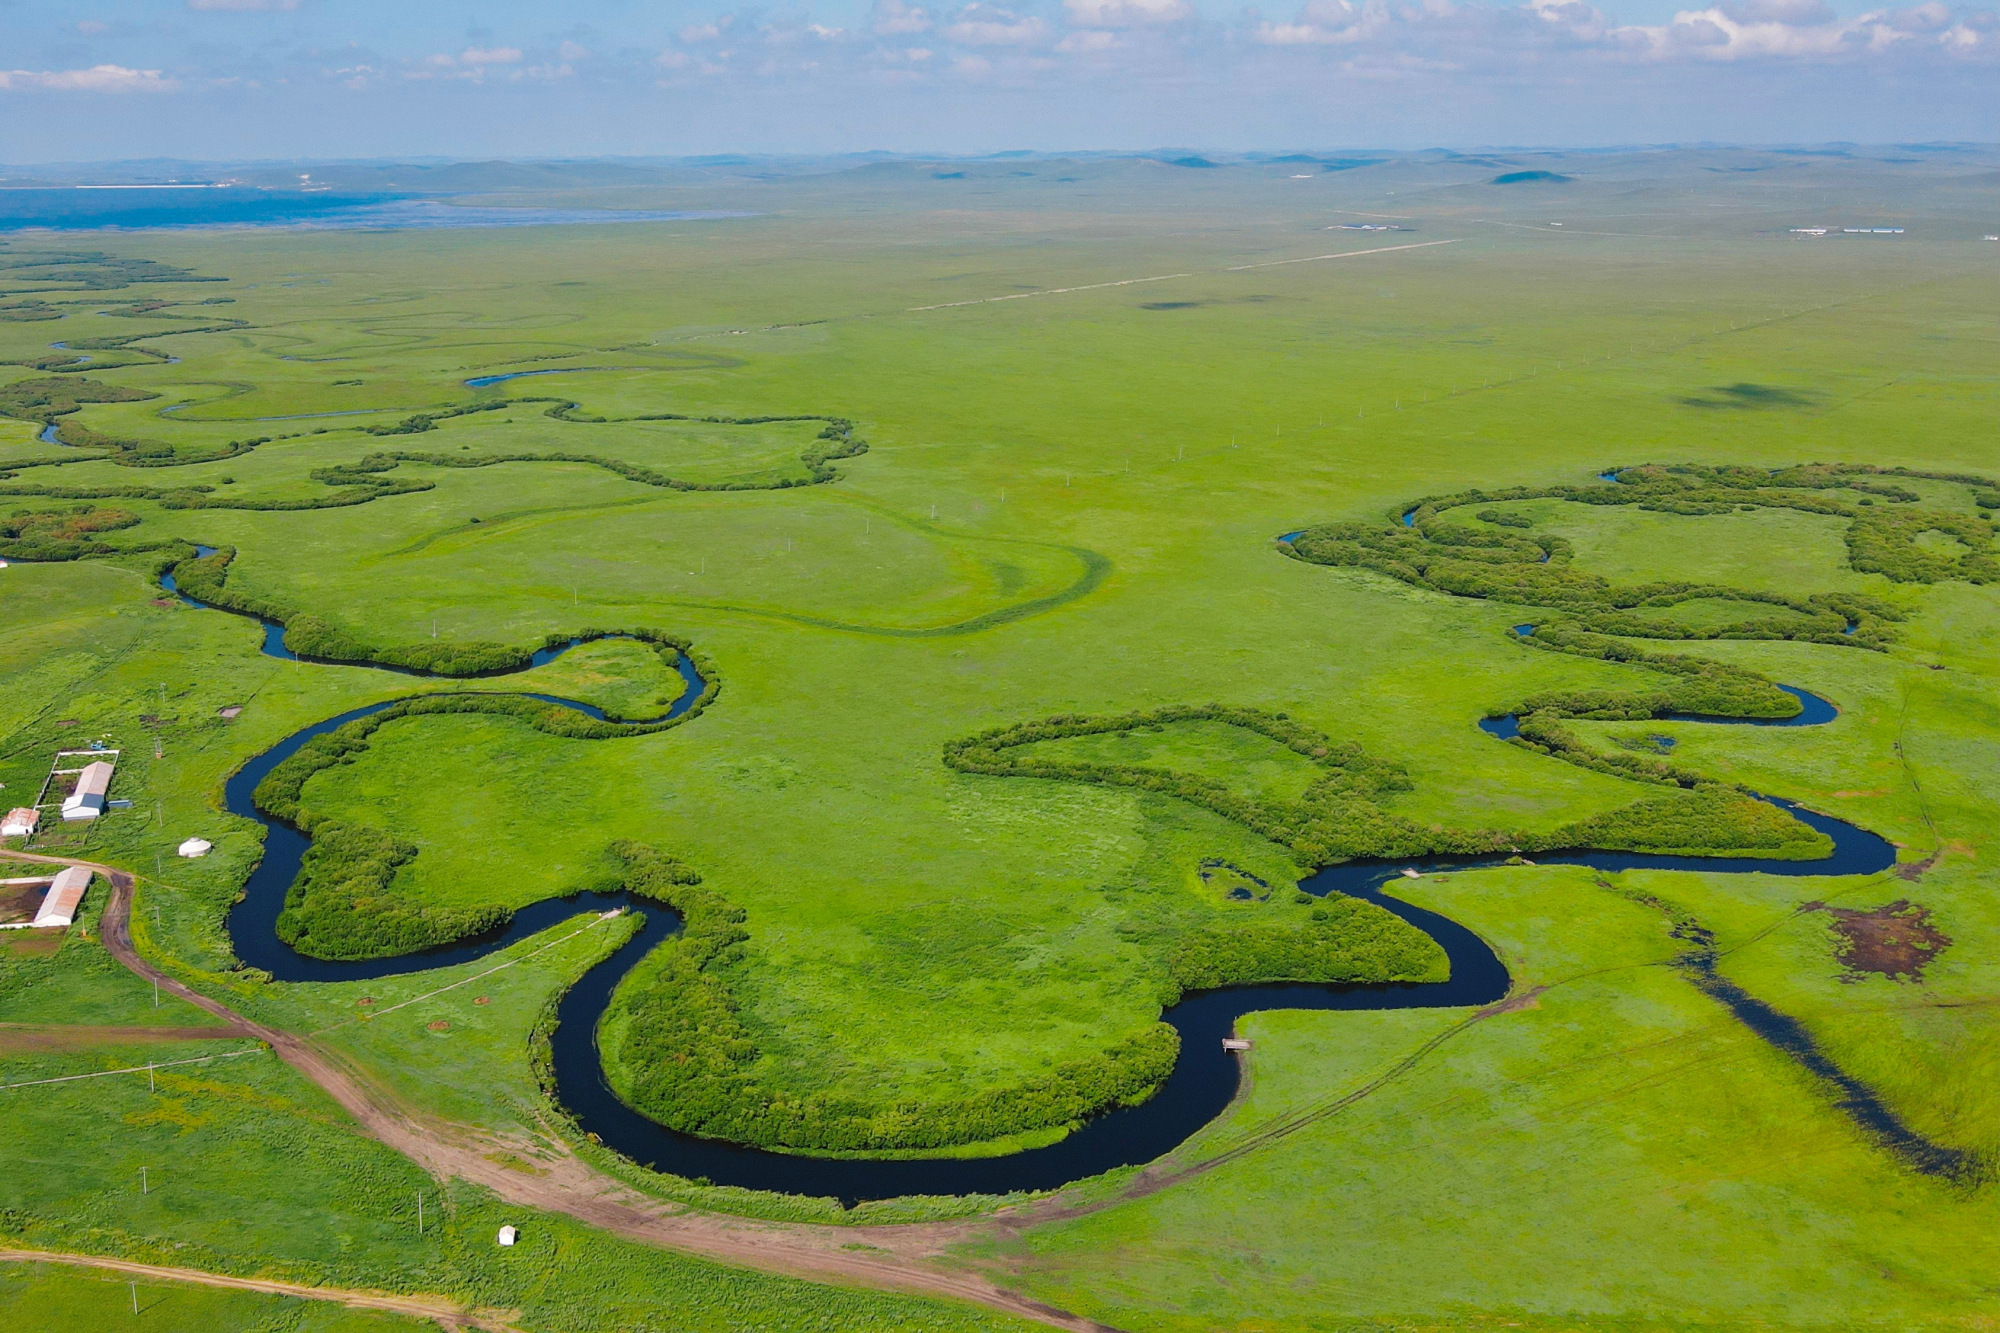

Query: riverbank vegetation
[[945, 703, 1829, 863]]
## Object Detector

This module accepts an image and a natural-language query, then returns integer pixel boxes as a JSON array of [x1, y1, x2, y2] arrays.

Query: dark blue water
[[1401, 508, 1420, 527], [160, 550, 686, 679], [221, 667, 707, 986], [1481, 684, 1836, 736], [0, 188, 412, 232], [38, 423, 59, 445], [204, 629, 1900, 1202], [166, 532, 1913, 1198], [0, 189, 749, 234], [465, 368, 612, 388], [1277, 531, 1304, 543]]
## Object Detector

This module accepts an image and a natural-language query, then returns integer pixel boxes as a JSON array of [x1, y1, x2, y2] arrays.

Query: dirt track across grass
[[3, 851, 1123, 1333], [0, 1247, 522, 1331]]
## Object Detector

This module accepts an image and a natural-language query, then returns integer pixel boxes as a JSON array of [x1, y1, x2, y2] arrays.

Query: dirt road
[[2, 852, 1120, 1333], [0, 1248, 520, 1331]]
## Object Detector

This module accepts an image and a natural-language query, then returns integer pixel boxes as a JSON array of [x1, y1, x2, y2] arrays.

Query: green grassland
[[0, 150, 1993, 1329], [0, 1264, 430, 1333]]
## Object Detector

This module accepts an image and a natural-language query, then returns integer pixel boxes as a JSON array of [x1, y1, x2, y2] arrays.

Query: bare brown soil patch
[[0, 929, 63, 958], [1806, 899, 1950, 982], [0, 883, 45, 925]]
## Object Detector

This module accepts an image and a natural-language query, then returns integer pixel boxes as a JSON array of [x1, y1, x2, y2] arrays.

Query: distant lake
[[0, 188, 749, 233]]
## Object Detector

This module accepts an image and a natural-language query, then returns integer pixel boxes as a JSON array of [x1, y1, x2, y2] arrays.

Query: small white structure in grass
[[2, 808, 38, 838], [496, 1225, 518, 1247], [177, 838, 212, 858]]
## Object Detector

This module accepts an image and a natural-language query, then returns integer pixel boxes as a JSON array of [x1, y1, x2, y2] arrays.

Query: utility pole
[[140, 1167, 149, 1195], [417, 1191, 424, 1235], [130, 1281, 138, 1315]]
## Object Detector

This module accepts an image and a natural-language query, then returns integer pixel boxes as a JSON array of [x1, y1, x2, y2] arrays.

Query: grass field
[[0, 147, 1993, 1330], [0, 1263, 431, 1332]]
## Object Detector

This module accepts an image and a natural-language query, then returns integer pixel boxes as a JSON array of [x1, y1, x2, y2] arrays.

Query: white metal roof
[[33, 866, 91, 928]]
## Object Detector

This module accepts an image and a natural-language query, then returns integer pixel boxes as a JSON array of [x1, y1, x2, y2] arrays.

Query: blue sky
[[1, 0, 1993, 159]]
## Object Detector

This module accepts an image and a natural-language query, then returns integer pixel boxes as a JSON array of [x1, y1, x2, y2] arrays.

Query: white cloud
[[559, 41, 590, 61], [1064, 0, 1191, 26], [874, 0, 934, 33], [1235, 0, 1989, 61], [680, 21, 728, 42], [1719, 0, 1833, 22], [0, 64, 175, 91], [459, 46, 523, 65], [943, 6, 1051, 44], [1254, 0, 1394, 44], [1613, 5, 1938, 57], [1057, 28, 1120, 49]]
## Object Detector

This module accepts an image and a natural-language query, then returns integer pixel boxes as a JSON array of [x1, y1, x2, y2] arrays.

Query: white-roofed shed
[[33, 866, 92, 928], [61, 761, 115, 822]]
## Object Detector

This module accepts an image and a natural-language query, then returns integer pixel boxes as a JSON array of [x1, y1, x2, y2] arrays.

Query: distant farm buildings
[[2, 808, 38, 838], [60, 760, 115, 822]]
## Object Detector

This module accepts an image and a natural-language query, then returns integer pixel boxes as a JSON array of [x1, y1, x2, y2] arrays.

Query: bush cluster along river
[[164, 557, 1900, 1201]]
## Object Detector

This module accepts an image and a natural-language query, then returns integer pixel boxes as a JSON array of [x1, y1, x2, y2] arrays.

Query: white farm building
[[33, 866, 92, 928], [60, 761, 115, 822]]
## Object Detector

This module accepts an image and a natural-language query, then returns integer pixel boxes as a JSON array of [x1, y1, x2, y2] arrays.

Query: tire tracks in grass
[[3, 851, 1123, 1333], [0, 1249, 523, 1332]]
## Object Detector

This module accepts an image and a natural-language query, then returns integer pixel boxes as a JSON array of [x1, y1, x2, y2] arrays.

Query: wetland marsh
[[0, 149, 1993, 1333]]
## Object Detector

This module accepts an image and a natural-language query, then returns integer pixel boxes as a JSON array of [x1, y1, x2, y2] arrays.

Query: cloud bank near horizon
[[2, 0, 1992, 158]]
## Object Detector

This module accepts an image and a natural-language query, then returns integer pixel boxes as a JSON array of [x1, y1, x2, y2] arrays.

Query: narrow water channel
[[169, 553, 1903, 1201]]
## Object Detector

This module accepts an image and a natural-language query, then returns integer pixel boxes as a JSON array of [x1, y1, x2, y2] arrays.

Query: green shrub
[[0, 503, 141, 560], [605, 843, 1182, 1152], [276, 822, 509, 961], [1165, 892, 1447, 995], [249, 687, 719, 960]]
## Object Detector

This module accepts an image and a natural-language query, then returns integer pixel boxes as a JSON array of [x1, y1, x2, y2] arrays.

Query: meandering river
[[167, 555, 1902, 1201]]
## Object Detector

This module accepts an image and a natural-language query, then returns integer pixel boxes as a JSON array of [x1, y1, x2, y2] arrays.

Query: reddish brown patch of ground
[[1808, 899, 1950, 983], [0, 883, 46, 925], [427, 1020, 451, 1031], [0, 930, 62, 958]]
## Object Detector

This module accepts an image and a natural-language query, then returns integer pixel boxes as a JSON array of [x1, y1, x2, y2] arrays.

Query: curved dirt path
[[0, 1247, 520, 1331], [6, 853, 1118, 1333]]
